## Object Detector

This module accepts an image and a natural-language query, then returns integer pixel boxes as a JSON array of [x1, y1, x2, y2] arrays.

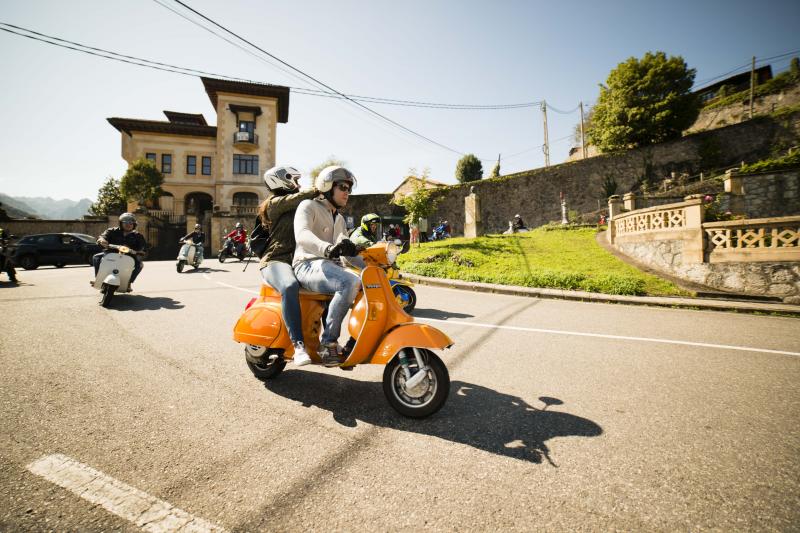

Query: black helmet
[[263, 165, 302, 195], [119, 212, 137, 229]]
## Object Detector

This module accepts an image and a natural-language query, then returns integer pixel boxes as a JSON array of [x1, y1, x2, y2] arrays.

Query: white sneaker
[[293, 342, 312, 366]]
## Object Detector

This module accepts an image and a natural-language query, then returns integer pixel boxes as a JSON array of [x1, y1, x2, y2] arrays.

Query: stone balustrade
[[704, 216, 800, 263]]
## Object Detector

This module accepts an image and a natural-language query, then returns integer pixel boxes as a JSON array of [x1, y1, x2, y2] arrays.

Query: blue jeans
[[261, 262, 303, 345], [294, 259, 361, 345], [93, 252, 143, 283]]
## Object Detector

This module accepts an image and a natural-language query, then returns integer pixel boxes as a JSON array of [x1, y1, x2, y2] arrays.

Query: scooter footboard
[[366, 324, 453, 365]]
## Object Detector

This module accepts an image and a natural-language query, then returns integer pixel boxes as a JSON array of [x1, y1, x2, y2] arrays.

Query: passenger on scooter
[[293, 166, 363, 366], [179, 224, 205, 261], [259, 165, 320, 366], [225, 223, 247, 257], [350, 213, 380, 248], [94, 212, 147, 290]]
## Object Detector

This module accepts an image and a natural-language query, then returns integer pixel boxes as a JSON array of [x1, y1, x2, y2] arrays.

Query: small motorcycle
[[218, 237, 247, 263], [177, 240, 202, 272], [92, 244, 140, 307], [430, 224, 450, 241], [0, 233, 18, 282], [233, 241, 452, 418]]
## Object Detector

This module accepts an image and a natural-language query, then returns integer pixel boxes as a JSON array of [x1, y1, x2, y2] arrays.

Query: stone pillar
[[724, 168, 746, 215], [623, 192, 639, 211], [682, 195, 705, 263], [464, 187, 483, 238], [607, 195, 623, 244]]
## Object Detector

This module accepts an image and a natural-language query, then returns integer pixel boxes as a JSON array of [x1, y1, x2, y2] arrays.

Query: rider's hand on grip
[[325, 239, 357, 259]]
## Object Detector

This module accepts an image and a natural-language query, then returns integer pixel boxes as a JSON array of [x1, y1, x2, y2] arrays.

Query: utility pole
[[749, 56, 756, 119], [579, 101, 587, 159], [541, 100, 550, 167]]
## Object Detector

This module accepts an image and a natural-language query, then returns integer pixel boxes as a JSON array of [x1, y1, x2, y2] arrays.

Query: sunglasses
[[335, 182, 352, 193]]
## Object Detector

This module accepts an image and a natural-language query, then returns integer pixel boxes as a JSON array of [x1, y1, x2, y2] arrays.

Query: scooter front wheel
[[99, 283, 116, 308], [176, 260, 185, 273], [383, 349, 449, 418], [218, 251, 227, 263], [244, 345, 286, 380], [392, 285, 417, 314]]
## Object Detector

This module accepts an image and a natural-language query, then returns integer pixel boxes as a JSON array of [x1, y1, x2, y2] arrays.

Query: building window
[[186, 155, 196, 175], [162, 154, 172, 174], [233, 192, 259, 206], [145, 152, 156, 164], [233, 154, 259, 175], [202, 156, 212, 175], [238, 121, 255, 135]]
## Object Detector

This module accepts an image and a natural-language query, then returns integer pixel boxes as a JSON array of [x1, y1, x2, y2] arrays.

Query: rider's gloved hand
[[325, 239, 357, 259]]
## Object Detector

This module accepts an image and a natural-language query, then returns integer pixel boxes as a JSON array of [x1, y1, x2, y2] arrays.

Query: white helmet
[[314, 166, 356, 194], [264, 165, 301, 194], [119, 212, 137, 228]]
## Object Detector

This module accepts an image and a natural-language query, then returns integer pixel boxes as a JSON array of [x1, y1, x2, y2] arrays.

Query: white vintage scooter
[[92, 244, 139, 307], [176, 240, 203, 273]]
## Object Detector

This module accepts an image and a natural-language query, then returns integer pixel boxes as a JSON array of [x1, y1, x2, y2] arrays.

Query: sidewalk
[[402, 273, 800, 316]]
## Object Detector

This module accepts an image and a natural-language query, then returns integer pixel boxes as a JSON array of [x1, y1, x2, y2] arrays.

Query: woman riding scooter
[[258, 165, 319, 366]]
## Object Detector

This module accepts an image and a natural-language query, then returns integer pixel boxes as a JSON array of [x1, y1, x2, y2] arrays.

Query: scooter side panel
[[233, 303, 285, 347], [93, 253, 135, 291], [367, 324, 454, 365]]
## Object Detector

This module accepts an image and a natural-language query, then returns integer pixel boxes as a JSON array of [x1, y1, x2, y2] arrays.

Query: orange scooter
[[233, 241, 453, 418]]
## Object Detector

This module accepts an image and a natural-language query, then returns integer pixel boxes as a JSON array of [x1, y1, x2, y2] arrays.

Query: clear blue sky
[[1, 0, 798, 201]]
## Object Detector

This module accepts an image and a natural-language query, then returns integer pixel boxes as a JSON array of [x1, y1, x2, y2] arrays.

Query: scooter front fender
[[233, 302, 285, 348], [368, 324, 453, 365], [103, 273, 120, 287]]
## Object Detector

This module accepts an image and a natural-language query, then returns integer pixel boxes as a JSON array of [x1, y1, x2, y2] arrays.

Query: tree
[[791, 57, 800, 79], [119, 158, 165, 206], [90, 176, 127, 216], [392, 168, 441, 226], [455, 154, 483, 183], [588, 51, 700, 152], [489, 160, 501, 179], [310, 155, 347, 179], [572, 106, 595, 147]]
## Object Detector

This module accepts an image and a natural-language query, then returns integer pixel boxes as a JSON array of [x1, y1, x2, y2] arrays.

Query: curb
[[402, 273, 800, 316]]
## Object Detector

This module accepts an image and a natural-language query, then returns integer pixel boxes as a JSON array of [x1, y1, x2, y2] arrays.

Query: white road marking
[[202, 275, 800, 358], [418, 317, 800, 357], [202, 273, 258, 294], [27, 454, 226, 533]]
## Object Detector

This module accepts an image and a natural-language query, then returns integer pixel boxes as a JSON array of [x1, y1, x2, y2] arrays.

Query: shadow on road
[[262, 372, 602, 465], [412, 308, 474, 320], [109, 295, 185, 311], [181, 267, 228, 273]]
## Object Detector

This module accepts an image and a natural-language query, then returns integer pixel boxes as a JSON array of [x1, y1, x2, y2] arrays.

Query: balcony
[[232, 131, 258, 151], [231, 205, 258, 217]]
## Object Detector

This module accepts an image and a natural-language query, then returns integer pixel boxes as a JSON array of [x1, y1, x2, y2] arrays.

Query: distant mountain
[[0, 193, 39, 218], [0, 195, 94, 219]]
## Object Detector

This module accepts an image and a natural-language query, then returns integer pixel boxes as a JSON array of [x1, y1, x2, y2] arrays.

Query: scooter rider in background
[[0, 226, 18, 283], [350, 213, 380, 248], [259, 165, 319, 366], [226, 223, 248, 257], [293, 166, 363, 366], [94, 212, 147, 291], [179, 223, 205, 261]]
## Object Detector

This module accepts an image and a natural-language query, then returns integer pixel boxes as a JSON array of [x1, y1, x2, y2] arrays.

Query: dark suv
[[8, 233, 102, 270]]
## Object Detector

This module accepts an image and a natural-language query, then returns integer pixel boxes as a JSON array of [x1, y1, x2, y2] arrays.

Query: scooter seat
[[260, 283, 332, 301]]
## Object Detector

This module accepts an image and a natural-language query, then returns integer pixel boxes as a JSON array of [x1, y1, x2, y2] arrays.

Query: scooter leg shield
[[233, 303, 287, 348], [369, 324, 453, 365]]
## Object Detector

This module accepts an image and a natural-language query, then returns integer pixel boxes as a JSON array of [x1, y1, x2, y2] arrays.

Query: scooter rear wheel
[[245, 345, 286, 380], [383, 349, 449, 418]]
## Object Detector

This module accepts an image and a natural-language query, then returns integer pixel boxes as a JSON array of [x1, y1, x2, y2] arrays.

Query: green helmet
[[360, 213, 380, 233]]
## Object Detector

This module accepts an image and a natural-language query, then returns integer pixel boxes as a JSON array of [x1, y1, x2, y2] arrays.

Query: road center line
[[27, 454, 226, 533], [418, 317, 800, 357], [203, 275, 800, 357]]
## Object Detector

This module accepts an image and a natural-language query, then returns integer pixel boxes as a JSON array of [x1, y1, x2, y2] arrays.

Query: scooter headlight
[[119, 246, 130, 254], [386, 242, 399, 265]]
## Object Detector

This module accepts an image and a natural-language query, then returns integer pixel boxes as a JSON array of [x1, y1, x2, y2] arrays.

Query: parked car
[[8, 233, 102, 270]]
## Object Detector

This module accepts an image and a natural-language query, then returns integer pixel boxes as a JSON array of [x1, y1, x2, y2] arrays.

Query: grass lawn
[[397, 226, 690, 297]]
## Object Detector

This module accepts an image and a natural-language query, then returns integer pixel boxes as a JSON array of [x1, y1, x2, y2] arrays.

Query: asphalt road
[[1, 260, 799, 531]]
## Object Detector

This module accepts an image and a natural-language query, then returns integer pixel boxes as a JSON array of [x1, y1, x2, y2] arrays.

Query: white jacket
[[292, 197, 349, 266]]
